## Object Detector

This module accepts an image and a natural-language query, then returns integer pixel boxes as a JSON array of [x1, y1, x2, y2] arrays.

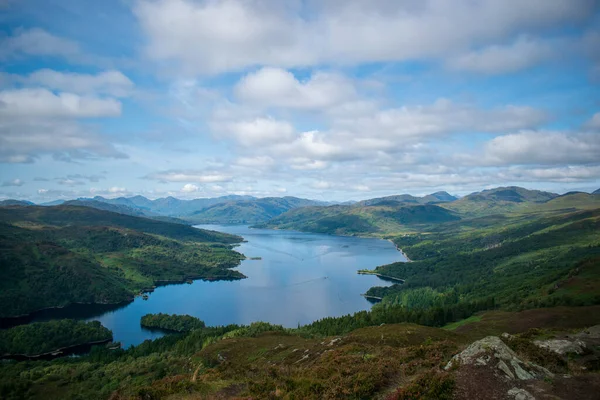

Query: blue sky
[[0, 0, 599, 202]]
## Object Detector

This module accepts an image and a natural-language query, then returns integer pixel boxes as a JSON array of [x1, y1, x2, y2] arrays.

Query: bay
[[90, 225, 405, 348]]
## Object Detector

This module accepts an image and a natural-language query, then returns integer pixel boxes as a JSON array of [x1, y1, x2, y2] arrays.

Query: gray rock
[[498, 360, 515, 379], [573, 325, 600, 339], [508, 387, 535, 400], [445, 336, 552, 380], [533, 339, 586, 355]]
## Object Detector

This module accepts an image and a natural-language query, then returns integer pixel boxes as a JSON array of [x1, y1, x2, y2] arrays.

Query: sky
[[0, 0, 599, 202]]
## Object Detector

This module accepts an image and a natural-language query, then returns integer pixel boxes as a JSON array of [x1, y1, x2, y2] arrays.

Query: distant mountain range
[[2, 186, 599, 226]]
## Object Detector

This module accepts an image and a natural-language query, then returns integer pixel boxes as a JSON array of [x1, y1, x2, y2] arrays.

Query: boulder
[[507, 387, 535, 400], [445, 336, 552, 381], [533, 339, 586, 355]]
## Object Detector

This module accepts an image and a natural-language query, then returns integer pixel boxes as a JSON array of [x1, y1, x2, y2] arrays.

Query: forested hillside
[[0, 206, 244, 318]]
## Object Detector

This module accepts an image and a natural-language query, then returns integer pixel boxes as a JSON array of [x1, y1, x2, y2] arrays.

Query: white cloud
[[134, 0, 594, 74], [235, 67, 356, 109], [585, 112, 600, 130], [334, 99, 547, 139], [181, 183, 199, 193], [2, 178, 24, 187], [57, 178, 85, 186], [447, 36, 555, 74], [0, 118, 127, 163], [146, 170, 232, 183], [483, 130, 600, 165], [236, 156, 275, 168], [214, 117, 295, 146], [108, 187, 127, 194], [23, 69, 134, 97], [0, 88, 121, 118], [0, 28, 80, 60], [312, 181, 331, 189]]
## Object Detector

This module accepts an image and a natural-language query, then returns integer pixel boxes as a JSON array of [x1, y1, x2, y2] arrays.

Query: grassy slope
[[0, 306, 598, 399], [255, 203, 460, 235], [182, 196, 324, 224], [0, 205, 239, 243], [367, 207, 600, 310], [0, 206, 244, 318]]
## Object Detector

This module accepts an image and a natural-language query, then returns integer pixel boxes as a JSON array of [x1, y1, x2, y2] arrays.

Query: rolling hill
[[358, 191, 457, 206], [62, 199, 189, 225], [0, 200, 34, 206], [441, 186, 558, 216], [183, 196, 325, 224], [0, 206, 244, 318], [255, 202, 460, 235]]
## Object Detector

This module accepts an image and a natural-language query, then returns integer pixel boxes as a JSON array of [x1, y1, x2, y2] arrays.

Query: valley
[[0, 186, 599, 399]]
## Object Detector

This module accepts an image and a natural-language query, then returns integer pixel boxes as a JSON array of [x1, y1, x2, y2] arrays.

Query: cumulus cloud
[[0, 88, 121, 118], [447, 36, 555, 74], [181, 183, 199, 192], [134, 0, 594, 74], [0, 28, 80, 60], [334, 99, 548, 139], [235, 67, 357, 109], [145, 170, 232, 183], [213, 117, 295, 146], [22, 69, 134, 97], [2, 178, 24, 187], [0, 118, 127, 163], [483, 131, 600, 165], [585, 112, 600, 130], [57, 178, 85, 186], [235, 156, 275, 168]]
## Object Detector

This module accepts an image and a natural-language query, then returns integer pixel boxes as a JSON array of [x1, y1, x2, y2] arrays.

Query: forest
[[0, 320, 112, 356], [141, 313, 206, 332], [0, 206, 245, 318]]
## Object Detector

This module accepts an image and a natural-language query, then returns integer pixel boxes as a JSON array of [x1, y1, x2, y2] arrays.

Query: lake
[[89, 225, 405, 347]]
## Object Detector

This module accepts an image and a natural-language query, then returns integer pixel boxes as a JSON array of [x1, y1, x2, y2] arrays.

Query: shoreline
[[0, 338, 113, 361], [386, 239, 412, 262], [357, 271, 405, 283]]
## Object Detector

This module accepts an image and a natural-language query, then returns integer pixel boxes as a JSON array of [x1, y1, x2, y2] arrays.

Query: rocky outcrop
[[445, 336, 552, 381], [533, 339, 586, 355], [507, 387, 535, 400]]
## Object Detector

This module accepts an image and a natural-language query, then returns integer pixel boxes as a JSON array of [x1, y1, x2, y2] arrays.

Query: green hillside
[[0, 206, 244, 318], [0, 205, 238, 243], [62, 200, 189, 225], [365, 208, 600, 311], [183, 196, 324, 224], [255, 203, 460, 235], [441, 186, 558, 216], [1, 305, 599, 399]]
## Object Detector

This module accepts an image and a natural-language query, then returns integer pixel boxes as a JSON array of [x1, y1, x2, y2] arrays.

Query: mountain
[[593, 188, 600, 195], [0, 205, 238, 243], [63, 199, 189, 224], [442, 186, 559, 216], [464, 186, 558, 203], [88, 194, 257, 216], [0, 199, 34, 206], [183, 196, 326, 224], [422, 191, 458, 203], [0, 205, 244, 318], [40, 199, 65, 206], [255, 202, 460, 235], [359, 191, 457, 207]]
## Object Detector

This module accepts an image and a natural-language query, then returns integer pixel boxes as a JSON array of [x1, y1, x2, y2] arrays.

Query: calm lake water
[[86, 225, 405, 347]]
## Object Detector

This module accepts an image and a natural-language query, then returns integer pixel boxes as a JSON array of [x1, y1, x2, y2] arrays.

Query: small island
[[0, 320, 112, 360], [140, 313, 206, 333]]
